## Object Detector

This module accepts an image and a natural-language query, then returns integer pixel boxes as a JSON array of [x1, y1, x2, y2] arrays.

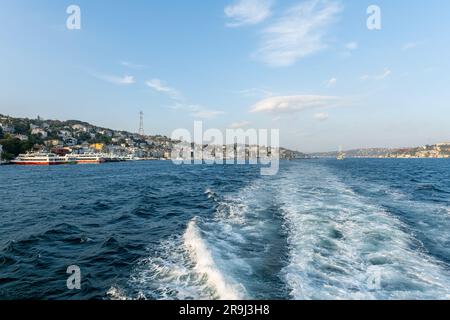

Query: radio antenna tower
[[139, 111, 145, 136]]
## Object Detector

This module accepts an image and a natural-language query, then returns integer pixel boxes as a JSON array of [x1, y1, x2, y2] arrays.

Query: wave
[[123, 217, 247, 300], [122, 181, 279, 300], [111, 160, 450, 300], [183, 219, 244, 300]]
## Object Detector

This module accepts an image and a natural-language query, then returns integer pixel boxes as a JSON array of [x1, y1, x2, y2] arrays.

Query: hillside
[[0, 114, 306, 161], [310, 145, 450, 159], [0, 114, 174, 160]]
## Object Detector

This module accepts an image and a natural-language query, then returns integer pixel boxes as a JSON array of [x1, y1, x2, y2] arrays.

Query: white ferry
[[69, 153, 106, 164], [11, 153, 75, 166]]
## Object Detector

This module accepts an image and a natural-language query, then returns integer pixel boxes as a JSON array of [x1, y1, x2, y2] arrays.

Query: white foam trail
[[277, 162, 450, 300], [127, 215, 247, 300], [183, 219, 243, 300], [107, 286, 130, 300]]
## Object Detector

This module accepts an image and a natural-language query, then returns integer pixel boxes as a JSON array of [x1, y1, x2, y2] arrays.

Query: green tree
[[0, 138, 34, 159], [12, 121, 30, 135]]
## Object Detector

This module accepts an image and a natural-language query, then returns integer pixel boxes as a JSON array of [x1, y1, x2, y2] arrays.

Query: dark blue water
[[0, 159, 449, 300]]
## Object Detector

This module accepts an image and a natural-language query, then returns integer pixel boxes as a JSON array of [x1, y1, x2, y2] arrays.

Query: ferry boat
[[69, 153, 106, 164], [11, 153, 75, 165]]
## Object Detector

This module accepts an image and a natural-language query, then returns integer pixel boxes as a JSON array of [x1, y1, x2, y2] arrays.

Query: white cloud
[[230, 121, 252, 128], [120, 61, 147, 69], [94, 74, 135, 85], [325, 77, 337, 87], [376, 69, 392, 80], [314, 112, 329, 121], [345, 41, 358, 50], [251, 95, 339, 114], [192, 110, 225, 119], [171, 103, 224, 119], [402, 41, 422, 51], [148, 79, 224, 119], [237, 88, 274, 98], [255, 0, 342, 67], [361, 68, 392, 81], [146, 79, 181, 100], [225, 0, 273, 27]]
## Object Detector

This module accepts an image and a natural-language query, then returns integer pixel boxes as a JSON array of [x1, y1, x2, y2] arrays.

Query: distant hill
[[310, 144, 450, 159], [310, 148, 399, 158]]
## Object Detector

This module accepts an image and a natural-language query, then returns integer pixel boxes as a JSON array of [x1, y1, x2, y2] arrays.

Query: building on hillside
[[51, 147, 71, 156], [72, 124, 88, 132], [64, 137, 78, 146], [58, 130, 72, 139], [0, 123, 14, 133], [45, 139, 62, 147], [31, 128, 48, 138], [14, 134, 29, 141], [90, 143, 105, 152]]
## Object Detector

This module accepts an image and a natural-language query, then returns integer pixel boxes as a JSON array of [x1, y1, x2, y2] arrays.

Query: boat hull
[[11, 161, 69, 165], [76, 160, 104, 164]]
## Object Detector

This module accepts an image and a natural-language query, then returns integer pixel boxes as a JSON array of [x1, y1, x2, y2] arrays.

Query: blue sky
[[0, 0, 449, 152]]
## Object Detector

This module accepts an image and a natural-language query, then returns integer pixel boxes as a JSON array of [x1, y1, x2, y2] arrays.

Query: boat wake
[[118, 183, 267, 300], [109, 161, 450, 300], [277, 163, 450, 300]]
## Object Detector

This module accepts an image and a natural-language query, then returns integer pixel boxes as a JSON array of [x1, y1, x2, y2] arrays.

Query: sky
[[0, 0, 449, 152]]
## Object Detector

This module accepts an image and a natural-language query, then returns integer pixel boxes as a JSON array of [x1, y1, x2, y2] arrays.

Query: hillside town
[[311, 144, 450, 159], [382, 143, 450, 158], [0, 114, 177, 162], [0, 114, 306, 164]]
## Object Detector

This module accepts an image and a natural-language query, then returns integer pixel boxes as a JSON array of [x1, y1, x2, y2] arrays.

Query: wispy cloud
[[93, 73, 136, 85], [120, 61, 148, 69], [237, 88, 274, 98], [254, 0, 342, 67], [314, 112, 329, 121], [360, 68, 392, 81], [225, 0, 273, 27], [230, 121, 252, 128], [325, 77, 337, 87], [345, 41, 358, 50], [251, 95, 340, 114], [146, 79, 181, 100], [402, 41, 423, 51], [171, 103, 224, 119], [147, 78, 224, 119], [193, 110, 225, 119]]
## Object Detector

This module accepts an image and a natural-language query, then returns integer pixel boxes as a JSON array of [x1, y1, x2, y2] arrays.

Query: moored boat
[[11, 153, 75, 165], [68, 153, 106, 164]]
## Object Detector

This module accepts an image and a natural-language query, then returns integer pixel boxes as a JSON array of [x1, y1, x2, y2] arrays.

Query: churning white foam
[[277, 163, 450, 300], [183, 219, 244, 300], [125, 181, 274, 300], [126, 216, 246, 300], [107, 286, 130, 300]]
